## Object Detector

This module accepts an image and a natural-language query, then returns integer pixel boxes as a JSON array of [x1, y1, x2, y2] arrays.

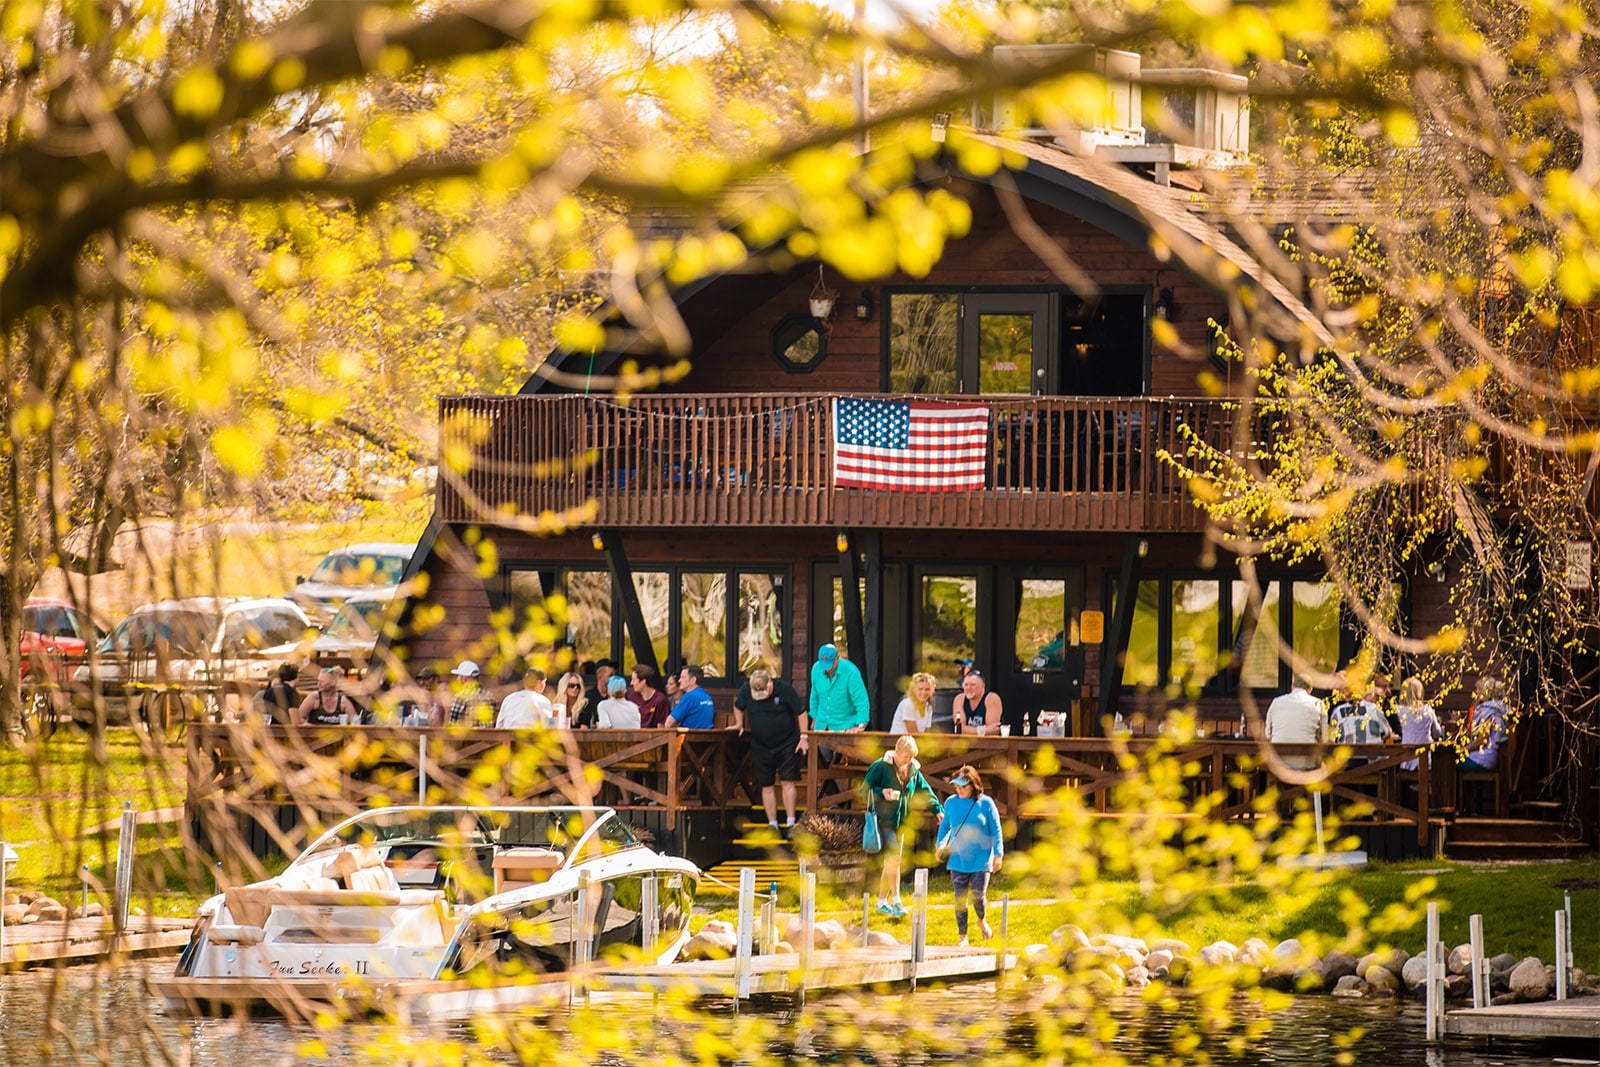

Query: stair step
[[1443, 839, 1590, 861], [1450, 818, 1576, 844]]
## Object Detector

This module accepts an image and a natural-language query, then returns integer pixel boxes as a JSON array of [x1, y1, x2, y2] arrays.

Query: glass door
[[959, 293, 1054, 396], [993, 566, 1084, 736]]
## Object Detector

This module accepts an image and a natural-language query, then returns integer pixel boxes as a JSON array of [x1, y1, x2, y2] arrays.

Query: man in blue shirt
[[666, 665, 716, 729]]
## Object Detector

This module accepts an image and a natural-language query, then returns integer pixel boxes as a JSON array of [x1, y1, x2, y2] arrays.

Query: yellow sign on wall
[[1080, 610, 1105, 644]]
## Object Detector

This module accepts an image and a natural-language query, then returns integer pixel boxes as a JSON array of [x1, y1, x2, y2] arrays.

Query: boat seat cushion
[[492, 847, 563, 892]]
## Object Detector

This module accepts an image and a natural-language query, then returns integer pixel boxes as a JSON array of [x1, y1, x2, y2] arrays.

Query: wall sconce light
[[591, 532, 605, 552], [1153, 288, 1175, 321], [1426, 560, 1445, 582], [931, 112, 951, 144], [809, 266, 837, 321], [854, 289, 874, 320], [835, 530, 850, 554]]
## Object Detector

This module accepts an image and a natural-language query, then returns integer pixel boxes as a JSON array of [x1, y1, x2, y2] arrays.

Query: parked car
[[72, 596, 315, 731], [19, 597, 104, 731], [290, 542, 415, 624], [310, 590, 399, 676]]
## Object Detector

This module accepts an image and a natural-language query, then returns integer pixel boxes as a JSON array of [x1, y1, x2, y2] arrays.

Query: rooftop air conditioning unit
[[1140, 68, 1250, 155], [990, 45, 1144, 149]]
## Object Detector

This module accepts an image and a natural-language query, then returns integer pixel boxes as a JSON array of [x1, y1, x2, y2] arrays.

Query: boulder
[[1165, 957, 1193, 985], [773, 941, 795, 955], [1198, 941, 1238, 966], [1292, 960, 1327, 992], [1261, 973, 1294, 992], [1443, 974, 1473, 999], [1491, 991, 1520, 1006], [1235, 938, 1270, 968], [1331, 975, 1368, 998], [862, 929, 898, 948], [1019, 943, 1055, 968], [1447, 944, 1474, 975], [1125, 965, 1150, 989], [1145, 949, 1174, 972], [814, 919, 848, 950], [1149, 937, 1191, 956], [1, 904, 25, 925], [25, 896, 62, 917], [1360, 948, 1409, 975], [1049, 924, 1090, 951], [1322, 950, 1358, 983], [1400, 954, 1430, 990], [1091, 933, 1150, 958], [1364, 964, 1401, 995], [1509, 957, 1551, 1001], [32, 903, 67, 922], [73, 902, 105, 919], [3, 892, 17, 907], [1488, 952, 1516, 977], [680, 923, 737, 961], [1266, 939, 1310, 978], [19, 913, 39, 925]]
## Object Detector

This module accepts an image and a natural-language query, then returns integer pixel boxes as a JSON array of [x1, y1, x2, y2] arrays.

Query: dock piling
[[799, 870, 816, 983], [418, 736, 428, 804], [1425, 901, 1441, 1043], [861, 893, 870, 948], [997, 894, 1009, 977], [1469, 913, 1486, 1008], [1555, 908, 1569, 1001], [734, 868, 755, 1002], [909, 868, 928, 991], [642, 873, 659, 958], [113, 802, 134, 936]]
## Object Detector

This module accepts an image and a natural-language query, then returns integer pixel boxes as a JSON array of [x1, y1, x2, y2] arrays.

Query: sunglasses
[[567, 683, 582, 690]]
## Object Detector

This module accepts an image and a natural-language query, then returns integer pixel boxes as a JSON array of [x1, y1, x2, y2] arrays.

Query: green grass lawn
[[701, 857, 1600, 970], [6, 731, 1597, 960]]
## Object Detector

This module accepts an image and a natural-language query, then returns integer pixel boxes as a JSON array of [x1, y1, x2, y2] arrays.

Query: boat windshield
[[297, 807, 637, 865]]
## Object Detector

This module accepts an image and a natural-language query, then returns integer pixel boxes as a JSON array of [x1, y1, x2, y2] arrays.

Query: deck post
[[1555, 908, 1569, 1001], [760, 884, 776, 955], [641, 872, 659, 959], [1468, 913, 1486, 1008], [734, 867, 755, 1002], [113, 802, 134, 936], [1425, 902, 1441, 1042], [909, 867, 928, 991], [1564, 890, 1575, 996]]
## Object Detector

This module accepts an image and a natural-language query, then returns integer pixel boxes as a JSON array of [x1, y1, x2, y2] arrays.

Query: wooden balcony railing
[[436, 393, 1232, 532]]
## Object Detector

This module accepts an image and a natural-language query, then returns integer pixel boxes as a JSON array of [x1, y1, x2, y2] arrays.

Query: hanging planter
[[809, 265, 838, 321]]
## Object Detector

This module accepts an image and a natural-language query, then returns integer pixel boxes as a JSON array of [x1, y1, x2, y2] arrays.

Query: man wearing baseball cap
[[733, 668, 809, 832], [809, 642, 869, 734], [447, 659, 496, 726]]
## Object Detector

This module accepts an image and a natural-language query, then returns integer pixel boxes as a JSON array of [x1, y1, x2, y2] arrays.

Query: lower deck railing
[[190, 726, 1474, 861]]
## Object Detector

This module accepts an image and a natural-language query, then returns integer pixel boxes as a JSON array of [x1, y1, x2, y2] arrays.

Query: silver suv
[[73, 597, 315, 730], [290, 542, 415, 624]]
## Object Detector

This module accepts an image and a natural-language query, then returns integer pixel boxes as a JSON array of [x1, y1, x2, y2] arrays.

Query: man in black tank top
[[952, 671, 1002, 735], [297, 667, 357, 725]]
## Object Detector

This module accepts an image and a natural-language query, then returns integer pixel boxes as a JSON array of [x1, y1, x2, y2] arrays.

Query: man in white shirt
[[1264, 677, 1328, 770], [497, 667, 554, 729]]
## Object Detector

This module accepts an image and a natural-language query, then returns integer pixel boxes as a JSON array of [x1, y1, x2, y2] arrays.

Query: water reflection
[[0, 961, 1591, 1066]]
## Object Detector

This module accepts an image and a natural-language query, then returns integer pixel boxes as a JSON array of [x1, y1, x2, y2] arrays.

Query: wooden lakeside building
[[366, 47, 1596, 863]]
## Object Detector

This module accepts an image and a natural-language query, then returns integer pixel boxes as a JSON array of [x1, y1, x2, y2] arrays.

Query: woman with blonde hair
[[860, 734, 942, 917], [553, 671, 588, 729], [890, 672, 937, 734], [1394, 676, 1443, 771]]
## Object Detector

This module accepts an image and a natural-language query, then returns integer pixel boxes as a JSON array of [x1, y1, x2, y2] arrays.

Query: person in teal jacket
[[861, 734, 942, 917], [935, 763, 1004, 946], [809, 643, 869, 732]]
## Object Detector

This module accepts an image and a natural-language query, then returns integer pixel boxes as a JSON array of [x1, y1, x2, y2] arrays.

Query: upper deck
[[436, 393, 1231, 532]]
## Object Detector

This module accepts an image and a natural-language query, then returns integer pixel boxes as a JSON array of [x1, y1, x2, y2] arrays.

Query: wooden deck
[[1, 916, 192, 967], [1444, 996, 1600, 1039], [436, 392, 1229, 532]]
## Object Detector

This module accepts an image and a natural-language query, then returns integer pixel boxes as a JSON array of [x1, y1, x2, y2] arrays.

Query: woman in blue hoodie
[[935, 763, 1003, 947]]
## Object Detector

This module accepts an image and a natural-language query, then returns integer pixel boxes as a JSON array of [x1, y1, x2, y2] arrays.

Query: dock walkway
[[2, 916, 192, 967], [1444, 996, 1600, 1040]]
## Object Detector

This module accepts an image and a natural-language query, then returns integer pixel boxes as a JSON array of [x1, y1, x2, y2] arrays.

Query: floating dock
[[2, 916, 193, 967], [1444, 997, 1600, 1040]]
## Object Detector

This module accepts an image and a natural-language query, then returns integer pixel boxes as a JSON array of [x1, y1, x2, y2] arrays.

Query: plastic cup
[[973, 723, 987, 737], [999, 724, 1011, 737]]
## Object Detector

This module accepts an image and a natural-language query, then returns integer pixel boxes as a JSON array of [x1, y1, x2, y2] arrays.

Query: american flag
[[831, 397, 990, 491]]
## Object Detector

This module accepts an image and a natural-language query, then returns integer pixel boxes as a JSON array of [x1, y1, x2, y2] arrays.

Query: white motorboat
[[156, 805, 698, 1018]]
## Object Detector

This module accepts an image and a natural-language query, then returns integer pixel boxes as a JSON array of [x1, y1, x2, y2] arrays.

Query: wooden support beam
[[1097, 536, 1147, 733]]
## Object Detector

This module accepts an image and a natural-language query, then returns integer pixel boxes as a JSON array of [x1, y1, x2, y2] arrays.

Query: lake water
[[1, 961, 1595, 1066]]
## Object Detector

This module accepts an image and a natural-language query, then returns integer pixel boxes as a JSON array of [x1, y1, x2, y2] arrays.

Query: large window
[[915, 573, 978, 688], [1109, 574, 1347, 694], [506, 564, 786, 684]]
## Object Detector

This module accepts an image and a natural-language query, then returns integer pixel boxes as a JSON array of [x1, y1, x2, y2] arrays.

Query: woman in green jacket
[[862, 734, 943, 917]]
